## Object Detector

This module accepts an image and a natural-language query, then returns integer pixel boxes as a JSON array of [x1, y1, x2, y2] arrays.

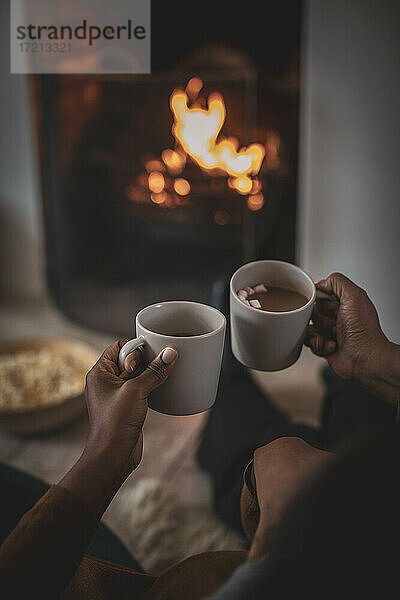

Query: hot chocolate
[[247, 286, 308, 312], [237, 283, 309, 312]]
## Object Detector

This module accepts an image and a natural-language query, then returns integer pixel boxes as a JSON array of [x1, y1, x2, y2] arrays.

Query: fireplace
[[33, 3, 301, 335]]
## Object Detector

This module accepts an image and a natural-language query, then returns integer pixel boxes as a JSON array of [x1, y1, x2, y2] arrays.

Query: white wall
[[297, 0, 400, 341], [0, 1, 44, 300]]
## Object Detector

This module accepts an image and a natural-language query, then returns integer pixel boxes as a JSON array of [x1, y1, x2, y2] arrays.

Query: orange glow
[[126, 185, 147, 204], [148, 171, 165, 194], [214, 210, 230, 225], [161, 148, 186, 174], [247, 193, 265, 211], [170, 87, 265, 194], [250, 179, 262, 194], [232, 175, 253, 194], [186, 77, 203, 100], [145, 159, 165, 173], [151, 191, 167, 205], [174, 178, 191, 195], [265, 130, 280, 169], [137, 173, 148, 187], [164, 194, 178, 208]]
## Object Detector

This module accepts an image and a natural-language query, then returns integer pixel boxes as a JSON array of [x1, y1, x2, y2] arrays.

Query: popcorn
[[249, 299, 262, 308]]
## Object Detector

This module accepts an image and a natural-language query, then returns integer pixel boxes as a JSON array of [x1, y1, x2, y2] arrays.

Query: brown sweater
[[0, 463, 258, 599]]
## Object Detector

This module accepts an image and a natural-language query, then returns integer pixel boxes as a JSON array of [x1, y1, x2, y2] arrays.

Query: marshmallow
[[249, 299, 262, 308], [254, 284, 268, 293], [237, 290, 248, 300], [243, 286, 255, 295]]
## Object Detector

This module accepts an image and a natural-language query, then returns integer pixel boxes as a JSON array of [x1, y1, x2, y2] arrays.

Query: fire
[[161, 149, 186, 174], [134, 78, 270, 211], [170, 85, 265, 194]]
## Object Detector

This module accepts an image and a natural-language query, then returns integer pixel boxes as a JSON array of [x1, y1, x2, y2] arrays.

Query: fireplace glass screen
[[35, 29, 300, 335]]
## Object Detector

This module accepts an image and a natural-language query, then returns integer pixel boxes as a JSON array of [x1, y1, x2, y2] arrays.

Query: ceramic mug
[[230, 260, 317, 371], [118, 301, 226, 415]]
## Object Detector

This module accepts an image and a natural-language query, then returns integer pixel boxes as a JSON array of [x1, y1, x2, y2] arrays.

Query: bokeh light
[[214, 210, 230, 225], [174, 178, 191, 195], [247, 193, 265, 211], [148, 171, 165, 194]]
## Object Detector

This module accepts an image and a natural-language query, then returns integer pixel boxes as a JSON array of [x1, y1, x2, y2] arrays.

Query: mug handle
[[118, 336, 146, 372]]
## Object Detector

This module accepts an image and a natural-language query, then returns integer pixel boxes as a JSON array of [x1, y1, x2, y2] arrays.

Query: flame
[[185, 77, 203, 102], [170, 88, 265, 194], [162, 149, 186, 174]]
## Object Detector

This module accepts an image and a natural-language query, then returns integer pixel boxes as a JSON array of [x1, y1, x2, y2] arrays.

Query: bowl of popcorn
[[0, 339, 99, 434]]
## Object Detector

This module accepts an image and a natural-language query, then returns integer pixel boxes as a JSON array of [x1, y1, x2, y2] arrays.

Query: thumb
[[135, 347, 178, 395]]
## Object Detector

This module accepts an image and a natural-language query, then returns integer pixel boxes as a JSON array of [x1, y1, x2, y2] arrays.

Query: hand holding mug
[[60, 340, 178, 520], [306, 272, 400, 407], [85, 340, 178, 475], [306, 273, 388, 381]]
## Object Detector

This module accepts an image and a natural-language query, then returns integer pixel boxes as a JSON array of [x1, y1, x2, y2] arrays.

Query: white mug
[[118, 301, 226, 415], [230, 260, 316, 371]]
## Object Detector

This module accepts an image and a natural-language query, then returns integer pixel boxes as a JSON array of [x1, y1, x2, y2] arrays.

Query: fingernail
[[161, 347, 178, 364]]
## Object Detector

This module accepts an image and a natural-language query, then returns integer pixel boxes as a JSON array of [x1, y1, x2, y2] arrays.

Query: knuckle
[[329, 271, 341, 280], [330, 272, 345, 284], [148, 359, 167, 382]]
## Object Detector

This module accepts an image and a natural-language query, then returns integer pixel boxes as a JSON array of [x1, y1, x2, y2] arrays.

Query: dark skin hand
[[306, 272, 400, 406], [249, 272, 400, 561], [59, 341, 178, 520], [248, 437, 332, 561]]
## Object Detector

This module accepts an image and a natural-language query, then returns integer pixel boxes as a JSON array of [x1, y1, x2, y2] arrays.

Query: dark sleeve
[[204, 560, 267, 600], [0, 484, 97, 599]]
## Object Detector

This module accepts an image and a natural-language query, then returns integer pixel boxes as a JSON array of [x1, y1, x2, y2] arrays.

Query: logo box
[[11, 0, 151, 74]]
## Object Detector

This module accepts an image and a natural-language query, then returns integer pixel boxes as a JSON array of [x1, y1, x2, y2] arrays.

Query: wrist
[[354, 336, 388, 384], [59, 443, 133, 521], [377, 340, 400, 386], [84, 426, 139, 474], [356, 338, 400, 406]]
